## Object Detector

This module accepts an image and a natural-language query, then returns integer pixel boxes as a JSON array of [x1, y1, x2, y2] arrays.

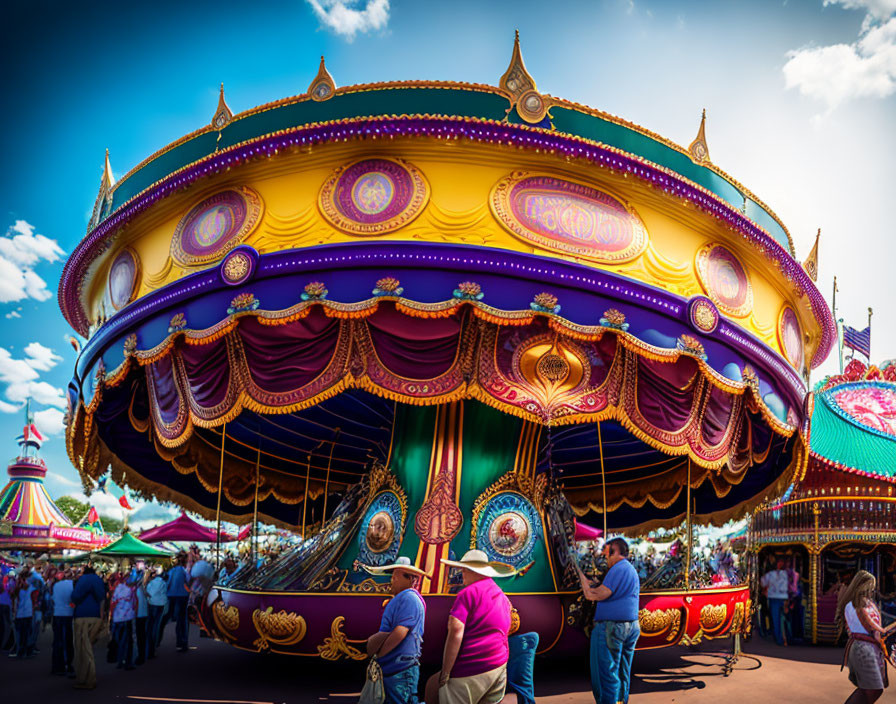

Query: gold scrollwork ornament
[[212, 600, 240, 640], [637, 607, 682, 642], [251, 606, 307, 651], [317, 616, 367, 661], [699, 603, 728, 633]]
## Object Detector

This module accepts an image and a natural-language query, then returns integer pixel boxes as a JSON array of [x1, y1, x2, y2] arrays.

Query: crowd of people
[[758, 558, 805, 646], [0, 546, 232, 690]]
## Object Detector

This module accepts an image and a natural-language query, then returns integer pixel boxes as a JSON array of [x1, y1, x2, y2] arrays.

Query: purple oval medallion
[[319, 158, 429, 235], [108, 248, 140, 310], [171, 187, 262, 266]]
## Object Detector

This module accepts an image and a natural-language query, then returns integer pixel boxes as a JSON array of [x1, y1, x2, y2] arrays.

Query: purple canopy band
[[71, 243, 807, 412], [58, 115, 835, 367]]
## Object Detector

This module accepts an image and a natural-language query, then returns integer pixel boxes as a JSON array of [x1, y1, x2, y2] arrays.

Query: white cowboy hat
[[361, 556, 430, 578], [440, 549, 516, 578]]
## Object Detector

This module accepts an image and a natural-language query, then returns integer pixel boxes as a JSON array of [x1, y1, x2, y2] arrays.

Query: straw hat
[[440, 549, 516, 578], [362, 556, 429, 578]]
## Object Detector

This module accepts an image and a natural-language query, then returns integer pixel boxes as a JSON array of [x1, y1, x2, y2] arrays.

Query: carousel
[[59, 35, 834, 661], [751, 359, 896, 644], [0, 404, 109, 553]]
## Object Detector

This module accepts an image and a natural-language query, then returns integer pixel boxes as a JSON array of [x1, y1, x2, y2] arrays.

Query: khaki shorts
[[439, 664, 507, 704]]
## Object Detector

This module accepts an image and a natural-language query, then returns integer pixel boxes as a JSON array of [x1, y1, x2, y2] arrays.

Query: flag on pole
[[86, 506, 99, 525], [96, 476, 108, 493], [802, 228, 820, 282], [118, 485, 134, 511], [843, 325, 871, 359]]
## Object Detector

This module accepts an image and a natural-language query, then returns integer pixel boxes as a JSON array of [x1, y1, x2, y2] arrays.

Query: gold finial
[[211, 83, 233, 129], [102, 148, 115, 191], [802, 228, 820, 281], [500, 29, 536, 99], [688, 108, 710, 163], [499, 31, 549, 125], [308, 56, 337, 102], [87, 149, 115, 232]]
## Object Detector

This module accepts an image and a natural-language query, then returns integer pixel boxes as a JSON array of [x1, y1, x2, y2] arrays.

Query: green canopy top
[[92, 531, 172, 559]]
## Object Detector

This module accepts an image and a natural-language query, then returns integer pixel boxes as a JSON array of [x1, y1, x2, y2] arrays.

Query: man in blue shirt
[[12, 570, 36, 659], [166, 553, 191, 652], [364, 557, 427, 704], [71, 565, 107, 689], [51, 570, 75, 676], [576, 537, 641, 704]]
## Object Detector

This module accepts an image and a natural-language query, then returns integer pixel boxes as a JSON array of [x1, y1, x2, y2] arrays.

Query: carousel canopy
[[0, 404, 108, 552], [138, 512, 238, 543], [92, 531, 172, 559], [60, 36, 830, 532], [807, 360, 896, 483]]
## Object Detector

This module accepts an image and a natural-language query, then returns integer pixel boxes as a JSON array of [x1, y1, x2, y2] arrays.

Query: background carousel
[[59, 36, 834, 661], [751, 359, 896, 644]]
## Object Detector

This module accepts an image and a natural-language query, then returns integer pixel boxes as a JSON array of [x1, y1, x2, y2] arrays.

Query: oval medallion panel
[[357, 491, 404, 567], [108, 248, 140, 310], [171, 187, 263, 266], [777, 306, 804, 369], [491, 173, 648, 263], [475, 492, 541, 568], [824, 383, 896, 439], [319, 158, 429, 235], [695, 244, 753, 318]]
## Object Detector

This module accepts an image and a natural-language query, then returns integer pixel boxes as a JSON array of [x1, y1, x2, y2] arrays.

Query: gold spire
[[688, 109, 710, 163], [87, 149, 115, 232], [499, 30, 536, 100], [803, 228, 820, 281], [101, 148, 114, 191], [308, 56, 337, 102], [211, 83, 233, 129]]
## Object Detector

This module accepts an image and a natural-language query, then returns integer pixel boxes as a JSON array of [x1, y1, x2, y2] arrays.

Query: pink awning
[[574, 520, 603, 542], [139, 512, 238, 543]]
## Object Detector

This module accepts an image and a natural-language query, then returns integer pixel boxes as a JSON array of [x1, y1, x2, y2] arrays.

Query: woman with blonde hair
[[837, 570, 895, 704]]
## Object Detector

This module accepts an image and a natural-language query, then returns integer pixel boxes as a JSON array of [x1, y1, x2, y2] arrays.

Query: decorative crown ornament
[[530, 292, 560, 314], [301, 281, 328, 301], [600, 308, 629, 331], [167, 313, 187, 334], [227, 292, 259, 315], [372, 277, 403, 297], [676, 334, 707, 361], [453, 281, 484, 301], [688, 109, 710, 163]]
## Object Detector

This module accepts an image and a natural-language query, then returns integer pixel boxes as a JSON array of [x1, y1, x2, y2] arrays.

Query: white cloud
[[34, 407, 65, 437], [0, 348, 40, 385], [824, 0, 896, 22], [6, 380, 65, 407], [0, 220, 63, 304], [784, 10, 896, 110], [305, 0, 389, 41], [47, 471, 80, 488], [23, 342, 63, 372], [0, 399, 19, 413], [5, 309, 21, 319]]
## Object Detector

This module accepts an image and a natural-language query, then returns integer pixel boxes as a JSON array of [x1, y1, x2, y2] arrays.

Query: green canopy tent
[[91, 532, 172, 560]]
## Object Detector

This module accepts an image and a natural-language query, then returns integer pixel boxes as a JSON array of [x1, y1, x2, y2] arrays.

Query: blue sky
[[1, 0, 894, 524]]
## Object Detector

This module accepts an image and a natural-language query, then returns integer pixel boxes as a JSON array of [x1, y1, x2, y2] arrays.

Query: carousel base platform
[[200, 584, 750, 661]]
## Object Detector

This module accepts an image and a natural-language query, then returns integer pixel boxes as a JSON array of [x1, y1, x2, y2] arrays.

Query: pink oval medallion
[[491, 174, 648, 263], [695, 244, 753, 317], [777, 306, 804, 369]]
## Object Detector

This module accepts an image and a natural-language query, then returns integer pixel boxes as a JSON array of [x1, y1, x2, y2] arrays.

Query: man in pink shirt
[[433, 550, 515, 704]]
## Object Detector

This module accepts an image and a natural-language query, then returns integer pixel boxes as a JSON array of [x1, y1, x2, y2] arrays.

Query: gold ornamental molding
[[637, 607, 683, 642], [211, 600, 240, 640], [251, 606, 308, 651], [317, 616, 367, 661]]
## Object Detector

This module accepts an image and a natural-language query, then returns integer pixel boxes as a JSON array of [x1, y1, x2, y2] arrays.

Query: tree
[[56, 496, 89, 524], [55, 495, 123, 533]]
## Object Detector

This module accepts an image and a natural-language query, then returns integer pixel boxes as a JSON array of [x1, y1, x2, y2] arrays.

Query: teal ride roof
[[104, 83, 792, 252], [809, 378, 896, 483]]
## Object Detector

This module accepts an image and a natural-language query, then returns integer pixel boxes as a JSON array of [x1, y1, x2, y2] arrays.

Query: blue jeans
[[52, 615, 74, 673], [147, 604, 164, 656], [383, 664, 419, 704], [169, 596, 189, 650], [768, 598, 786, 645], [590, 620, 640, 704], [112, 620, 134, 668], [14, 617, 33, 657]]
